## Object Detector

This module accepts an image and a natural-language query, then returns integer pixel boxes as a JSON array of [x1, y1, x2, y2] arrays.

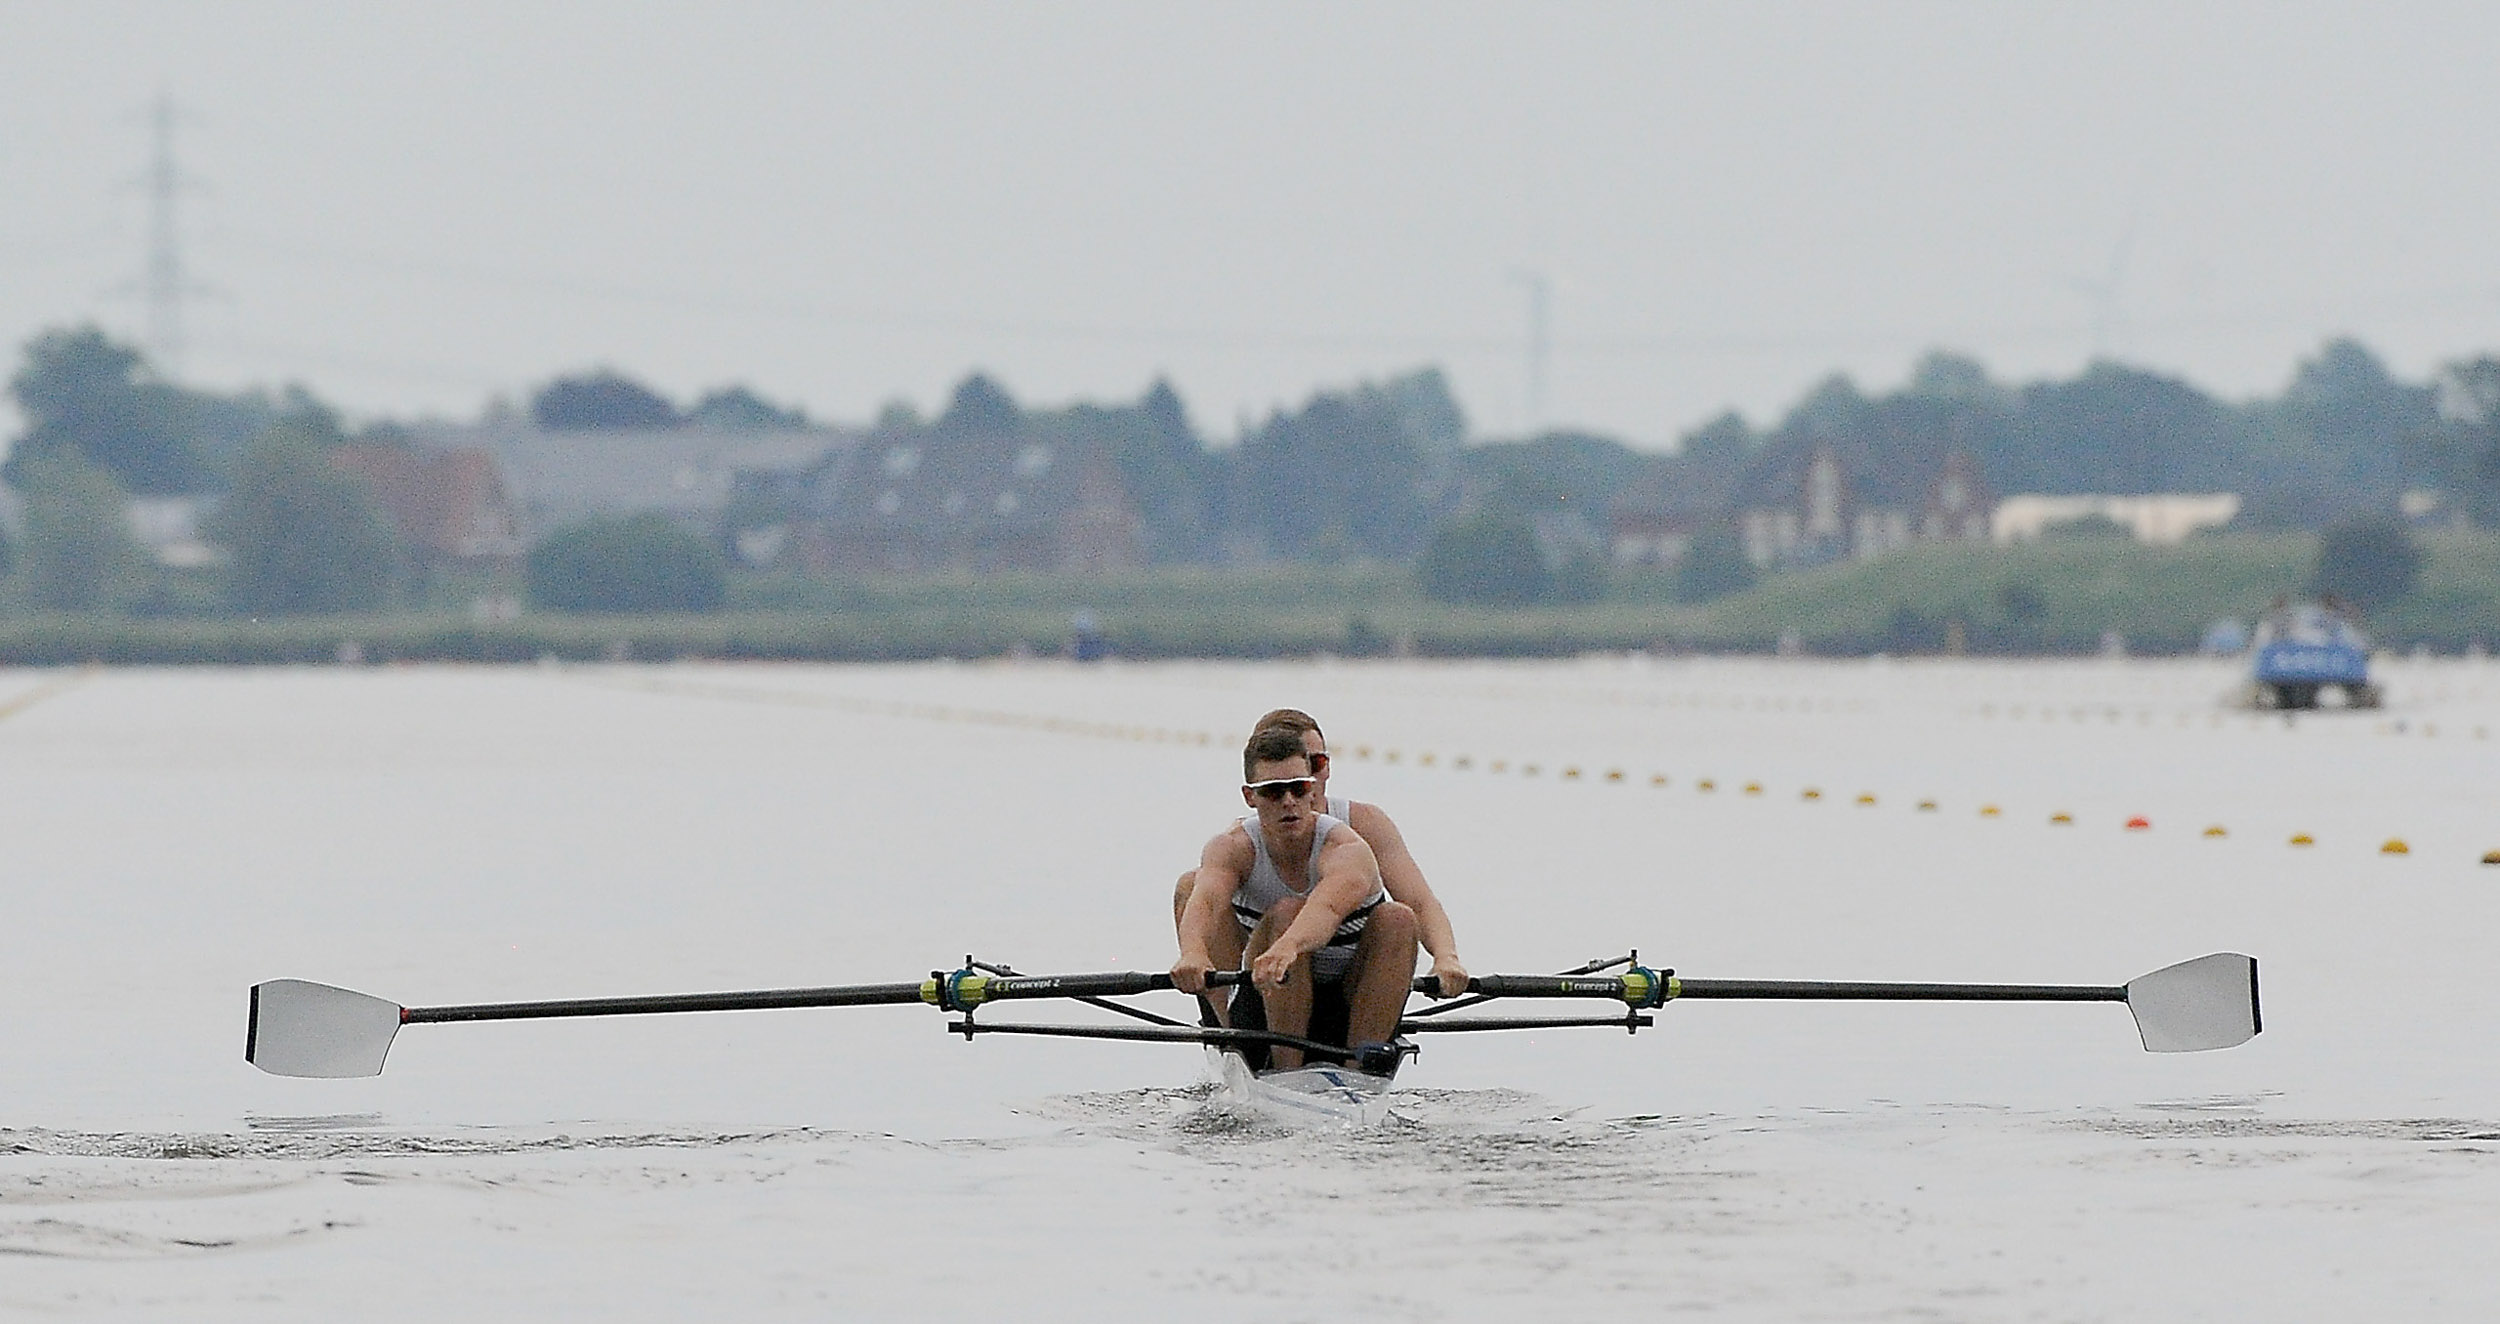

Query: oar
[[1436, 952, 2262, 1054], [244, 952, 2258, 1079], [245, 968, 1202, 1079]]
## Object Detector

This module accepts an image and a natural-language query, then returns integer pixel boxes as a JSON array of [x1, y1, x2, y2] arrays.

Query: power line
[[131, 91, 210, 372], [1511, 268, 1551, 431]]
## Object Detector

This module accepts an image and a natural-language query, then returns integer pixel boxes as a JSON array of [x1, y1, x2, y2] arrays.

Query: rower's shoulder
[[1203, 818, 1257, 859], [1315, 816, 1381, 862], [1340, 798, 1404, 839]]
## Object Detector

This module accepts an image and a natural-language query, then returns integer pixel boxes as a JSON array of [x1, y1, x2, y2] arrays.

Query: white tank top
[[1230, 810, 1385, 980]]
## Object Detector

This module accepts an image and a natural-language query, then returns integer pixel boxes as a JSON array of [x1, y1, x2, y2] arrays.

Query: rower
[[1171, 725, 1425, 1072], [1172, 709, 1469, 1009]]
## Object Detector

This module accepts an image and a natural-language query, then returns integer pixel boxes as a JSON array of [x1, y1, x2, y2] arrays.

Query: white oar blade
[[247, 979, 404, 1078], [2123, 953, 2260, 1052]]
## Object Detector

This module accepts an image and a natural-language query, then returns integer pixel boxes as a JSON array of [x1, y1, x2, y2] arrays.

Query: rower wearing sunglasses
[[1171, 718, 1469, 1072]]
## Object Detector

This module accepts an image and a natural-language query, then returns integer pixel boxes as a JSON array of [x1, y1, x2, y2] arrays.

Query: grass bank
[[1, 533, 2492, 664], [1685, 531, 2500, 652]]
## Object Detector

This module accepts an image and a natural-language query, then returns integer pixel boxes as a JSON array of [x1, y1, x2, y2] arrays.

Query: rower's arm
[[1351, 802, 1466, 991], [1263, 834, 1384, 969], [1175, 832, 1250, 970]]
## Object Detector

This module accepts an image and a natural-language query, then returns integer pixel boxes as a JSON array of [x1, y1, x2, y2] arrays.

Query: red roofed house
[[329, 443, 525, 567]]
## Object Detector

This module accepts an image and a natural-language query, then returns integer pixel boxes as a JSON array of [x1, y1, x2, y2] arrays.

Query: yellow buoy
[[1855, 793, 1877, 806], [1605, 769, 1626, 783], [1801, 788, 1822, 801], [1916, 798, 1938, 812], [2050, 812, 2074, 825], [1453, 755, 1473, 770], [2381, 838, 2410, 855], [1649, 773, 1668, 787], [1384, 750, 1402, 764], [1979, 804, 2002, 817], [1522, 764, 1541, 777], [2289, 833, 2315, 847], [1354, 745, 1373, 759], [2482, 849, 2500, 865], [1562, 767, 1583, 780], [1490, 759, 1508, 773], [1696, 778, 1717, 792], [2203, 825, 2228, 838], [1419, 753, 1437, 767], [1743, 781, 1764, 796]]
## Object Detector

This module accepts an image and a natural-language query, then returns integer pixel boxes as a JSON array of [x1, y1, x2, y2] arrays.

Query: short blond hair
[[1251, 708, 1322, 740]]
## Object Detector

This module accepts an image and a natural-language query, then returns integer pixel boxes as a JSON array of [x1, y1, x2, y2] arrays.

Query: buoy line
[[0, 666, 99, 726], [571, 668, 2496, 865]]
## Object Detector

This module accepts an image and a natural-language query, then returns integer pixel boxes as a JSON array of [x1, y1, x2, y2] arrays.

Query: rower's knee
[[1248, 894, 1304, 950], [1369, 900, 1419, 945], [1171, 871, 1198, 925]]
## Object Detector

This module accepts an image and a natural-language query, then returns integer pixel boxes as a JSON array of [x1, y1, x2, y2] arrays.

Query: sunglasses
[[1243, 777, 1319, 802]]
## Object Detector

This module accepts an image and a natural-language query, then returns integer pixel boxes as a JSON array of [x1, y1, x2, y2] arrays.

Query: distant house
[[406, 422, 849, 542], [1608, 505, 1698, 567], [1609, 478, 1720, 568], [1918, 452, 1994, 543], [1991, 493, 2240, 545], [1605, 450, 1741, 568], [793, 427, 1146, 575], [1732, 442, 1994, 569], [330, 444, 525, 565]]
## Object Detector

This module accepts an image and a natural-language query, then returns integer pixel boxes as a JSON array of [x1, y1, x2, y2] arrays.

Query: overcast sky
[[4, 2, 2497, 447]]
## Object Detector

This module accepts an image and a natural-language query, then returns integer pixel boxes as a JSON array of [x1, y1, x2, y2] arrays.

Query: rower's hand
[[1169, 956, 1214, 995], [1250, 946, 1297, 990], [1429, 955, 1471, 999]]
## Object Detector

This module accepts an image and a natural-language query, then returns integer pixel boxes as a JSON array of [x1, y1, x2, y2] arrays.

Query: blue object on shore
[[2253, 638, 2370, 686], [1071, 609, 1108, 663], [2249, 601, 2378, 708]]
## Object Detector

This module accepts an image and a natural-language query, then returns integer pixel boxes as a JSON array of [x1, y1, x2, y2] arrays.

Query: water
[[3, 658, 2497, 1317]]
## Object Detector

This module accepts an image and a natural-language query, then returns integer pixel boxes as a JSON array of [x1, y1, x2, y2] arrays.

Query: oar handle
[[1201, 971, 1644, 995], [1197, 970, 1653, 999]]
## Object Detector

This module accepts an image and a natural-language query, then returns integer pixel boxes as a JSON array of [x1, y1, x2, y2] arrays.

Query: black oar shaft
[[1671, 979, 2125, 1003], [406, 981, 931, 1023], [981, 972, 1176, 1001], [1443, 974, 1652, 998], [405, 971, 1195, 1026]]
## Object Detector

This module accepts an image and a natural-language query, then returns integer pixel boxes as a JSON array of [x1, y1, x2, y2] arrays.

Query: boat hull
[[1209, 1049, 1395, 1127]]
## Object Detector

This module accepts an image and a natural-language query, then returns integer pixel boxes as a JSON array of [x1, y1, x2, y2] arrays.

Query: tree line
[[4, 321, 2497, 619]]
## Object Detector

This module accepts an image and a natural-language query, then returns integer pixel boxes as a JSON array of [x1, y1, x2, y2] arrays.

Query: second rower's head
[[1252, 707, 1329, 793], [1241, 723, 1323, 839]]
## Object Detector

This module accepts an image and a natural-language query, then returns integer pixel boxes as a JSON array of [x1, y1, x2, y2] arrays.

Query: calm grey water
[[4, 659, 2497, 1318]]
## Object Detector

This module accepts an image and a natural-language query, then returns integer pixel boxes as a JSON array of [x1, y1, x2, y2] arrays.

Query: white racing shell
[[1209, 1048, 1395, 1128]]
